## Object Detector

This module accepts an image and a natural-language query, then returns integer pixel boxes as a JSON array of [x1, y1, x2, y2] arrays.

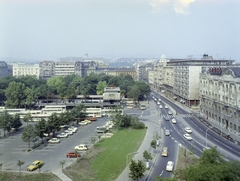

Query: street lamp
[[205, 127, 212, 148], [126, 151, 138, 181]]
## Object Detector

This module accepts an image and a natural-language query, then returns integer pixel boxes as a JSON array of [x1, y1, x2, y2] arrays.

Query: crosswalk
[[160, 114, 193, 119]]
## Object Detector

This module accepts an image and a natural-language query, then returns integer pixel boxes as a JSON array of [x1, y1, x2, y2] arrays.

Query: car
[[78, 121, 88, 125], [165, 117, 170, 121], [159, 105, 163, 108], [203, 147, 210, 151], [185, 127, 192, 133], [165, 105, 168, 109], [66, 151, 81, 158], [48, 138, 60, 144], [64, 130, 73, 135], [162, 147, 168, 157], [75, 144, 88, 151], [166, 161, 174, 172], [68, 126, 78, 133], [32, 136, 42, 145], [57, 132, 68, 138], [84, 120, 91, 124], [157, 101, 160, 105], [171, 118, 177, 124], [165, 129, 170, 136], [168, 111, 173, 115], [43, 132, 53, 137], [27, 160, 44, 171], [183, 134, 192, 140]]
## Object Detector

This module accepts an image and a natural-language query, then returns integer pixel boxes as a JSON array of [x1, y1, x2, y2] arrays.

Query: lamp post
[[126, 152, 138, 181], [205, 127, 212, 148]]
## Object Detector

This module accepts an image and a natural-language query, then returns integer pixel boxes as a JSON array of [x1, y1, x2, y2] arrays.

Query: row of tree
[[0, 73, 151, 108]]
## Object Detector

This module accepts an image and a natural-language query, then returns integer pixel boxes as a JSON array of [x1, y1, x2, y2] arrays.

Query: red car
[[66, 151, 80, 158]]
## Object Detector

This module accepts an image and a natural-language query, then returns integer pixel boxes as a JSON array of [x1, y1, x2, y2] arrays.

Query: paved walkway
[[116, 100, 164, 181], [52, 168, 72, 181]]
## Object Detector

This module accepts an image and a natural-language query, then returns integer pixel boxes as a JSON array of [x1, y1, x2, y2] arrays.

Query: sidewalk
[[116, 100, 163, 181], [52, 167, 72, 181]]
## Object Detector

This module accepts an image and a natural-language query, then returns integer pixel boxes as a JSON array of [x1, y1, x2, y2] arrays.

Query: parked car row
[[56, 126, 78, 139]]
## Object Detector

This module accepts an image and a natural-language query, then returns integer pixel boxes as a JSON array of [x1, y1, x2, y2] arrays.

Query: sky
[[0, 0, 239, 61]]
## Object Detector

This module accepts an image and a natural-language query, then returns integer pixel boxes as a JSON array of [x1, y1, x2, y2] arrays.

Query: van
[[162, 147, 168, 157]]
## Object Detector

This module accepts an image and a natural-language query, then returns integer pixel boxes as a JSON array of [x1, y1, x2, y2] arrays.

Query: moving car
[[57, 132, 68, 138], [183, 134, 192, 141], [165, 117, 170, 121], [168, 111, 173, 115], [165, 105, 168, 109], [185, 127, 192, 133], [165, 129, 170, 136], [157, 101, 160, 105], [171, 118, 177, 124], [166, 161, 174, 172], [66, 151, 81, 158], [27, 160, 44, 171], [159, 105, 163, 109], [162, 147, 168, 157], [48, 138, 60, 144], [75, 144, 88, 151]]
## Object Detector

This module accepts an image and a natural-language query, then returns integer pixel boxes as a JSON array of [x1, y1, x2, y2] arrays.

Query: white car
[[171, 118, 177, 124], [165, 105, 168, 109], [68, 126, 78, 133], [57, 132, 68, 138], [78, 121, 88, 125], [48, 138, 60, 144], [185, 127, 192, 133], [159, 105, 163, 109], [183, 134, 192, 141], [43, 132, 53, 137], [157, 101, 160, 105], [64, 130, 73, 135], [166, 161, 174, 172], [75, 144, 88, 151]]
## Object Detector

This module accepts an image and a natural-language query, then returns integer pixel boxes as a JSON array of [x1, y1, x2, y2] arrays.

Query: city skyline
[[0, 0, 239, 61]]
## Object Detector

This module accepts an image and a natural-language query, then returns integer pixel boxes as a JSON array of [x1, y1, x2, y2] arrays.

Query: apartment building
[[12, 63, 40, 78], [200, 67, 240, 135], [39, 61, 55, 79], [153, 54, 234, 107], [116, 68, 136, 80]]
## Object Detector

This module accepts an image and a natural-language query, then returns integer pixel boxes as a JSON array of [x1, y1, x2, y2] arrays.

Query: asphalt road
[[0, 118, 110, 173]]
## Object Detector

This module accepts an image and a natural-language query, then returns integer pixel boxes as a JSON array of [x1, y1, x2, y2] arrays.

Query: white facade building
[[12, 63, 40, 78]]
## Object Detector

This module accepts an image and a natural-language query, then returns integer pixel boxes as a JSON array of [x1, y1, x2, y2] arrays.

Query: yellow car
[[27, 160, 44, 171], [162, 147, 168, 157]]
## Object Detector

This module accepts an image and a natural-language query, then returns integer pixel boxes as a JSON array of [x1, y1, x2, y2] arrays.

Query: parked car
[[165, 129, 170, 136], [171, 118, 177, 124], [66, 151, 81, 158], [166, 161, 174, 172], [162, 147, 168, 157], [48, 138, 60, 144], [64, 130, 73, 135], [75, 144, 88, 151], [185, 127, 192, 133], [183, 134, 192, 141], [95, 126, 108, 133], [84, 120, 91, 124], [27, 160, 44, 171], [78, 121, 88, 125], [32, 136, 42, 145], [68, 126, 78, 133], [43, 132, 53, 137], [57, 132, 68, 138]]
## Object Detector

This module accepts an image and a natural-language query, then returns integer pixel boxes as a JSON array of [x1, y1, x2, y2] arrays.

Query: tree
[[22, 124, 36, 151], [35, 118, 47, 142], [10, 114, 22, 131], [127, 85, 141, 102], [150, 140, 157, 155], [0, 110, 12, 136], [128, 159, 146, 181], [46, 113, 62, 136], [70, 104, 87, 123], [5, 81, 27, 108], [0, 162, 2, 172], [23, 112, 32, 125], [96, 81, 108, 95], [60, 160, 66, 171], [143, 150, 153, 169], [17, 160, 24, 174]]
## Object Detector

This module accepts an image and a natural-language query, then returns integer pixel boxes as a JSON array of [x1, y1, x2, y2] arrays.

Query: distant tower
[[84, 53, 89, 58]]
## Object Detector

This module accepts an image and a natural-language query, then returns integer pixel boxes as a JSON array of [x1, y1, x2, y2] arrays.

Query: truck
[[139, 102, 146, 110]]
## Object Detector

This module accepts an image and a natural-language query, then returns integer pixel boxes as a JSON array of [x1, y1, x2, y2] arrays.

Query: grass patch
[[64, 128, 146, 181], [0, 172, 61, 181], [92, 128, 146, 181]]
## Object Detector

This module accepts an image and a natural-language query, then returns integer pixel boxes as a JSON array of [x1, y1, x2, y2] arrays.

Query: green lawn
[[92, 128, 146, 181]]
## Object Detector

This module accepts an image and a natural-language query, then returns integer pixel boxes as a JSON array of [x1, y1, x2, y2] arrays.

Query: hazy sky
[[0, 0, 239, 61]]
